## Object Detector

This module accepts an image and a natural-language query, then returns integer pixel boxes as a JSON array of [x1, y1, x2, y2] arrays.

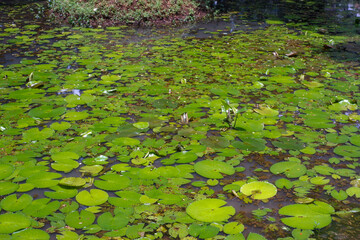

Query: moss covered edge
[[47, 0, 212, 27]]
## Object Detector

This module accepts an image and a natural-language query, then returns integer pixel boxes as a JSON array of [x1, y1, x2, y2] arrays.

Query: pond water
[[0, 1, 359, 240]]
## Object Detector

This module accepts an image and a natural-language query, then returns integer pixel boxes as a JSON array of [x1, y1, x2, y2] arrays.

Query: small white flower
[[93, 8, 97, 12]]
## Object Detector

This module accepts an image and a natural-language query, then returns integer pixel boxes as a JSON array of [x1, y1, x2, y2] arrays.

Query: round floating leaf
[[247, 232, 267, 240], [94, 174, 130, 191], [22, 198, 60, 218], [12, 229, 49, 240], [112, 137, 140, 146], [0, 194, 32, 211], [310, 177, 330, 185], [223, 222, 244, 234], [186, 199, 235, 222], [272, 137, 305, 150], [240, 181, 277, 199], [76, 189, 109, 206], [63, 111, 89, 121], [194, 160, 235, 179], [200, 136, 230, 149], [170, 151, 198, 163], [350, 135, 360, 146], [65, 210, 95, 229], [50, 122, 71, 131], [270, 161, 307, 178], [28, 106, 66, 119], [331, 190, 348, 201], [0, 164, 14, 180], [279, 201, 335, 229], [0, 182, 18, 195], [232, 138, 266, 151], [97, 212, 129, 231], [0, 213, 31, 234], [326, 133, 348, 144], [275, 178, 293, 189], [26, 172, 61, 188], [333, 145, 360, 157], [22, 128, 54, 141], [44, 185, 78, 199], [133, 122, 149, 129], [59, 177, 86, 188], [188, 223, 220, 239], [346, 187, 360, 198], [254, 106, 279, 117]]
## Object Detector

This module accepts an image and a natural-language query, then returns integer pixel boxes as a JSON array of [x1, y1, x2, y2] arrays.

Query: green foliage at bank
[[48, 0, 207, 26], [0, 2, 360, 240]]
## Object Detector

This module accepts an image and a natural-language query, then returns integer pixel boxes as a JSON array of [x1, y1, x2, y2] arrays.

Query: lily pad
[[0, 182, 18, 195], [270, 161, 307, 178], [65, 210, 95, 229], [334, 145, 360, 157], [94, 174, 131, 191], [0, 213, 31, 234], [59, 177, 86, 187], [194, 160, 235, 179], [279, 201, 335, 229], [0, 194, 32, 211], [200, 136, 230, 149], [186, 199, 235, 222], [12, 229, 50, 240], [97, 212, 129, 231], [76, 189, 109, 206], [0, 164, 14, 180], [240, 181, 277, 200], [28, 106, 66, 119], [44, 185, 78, 199]]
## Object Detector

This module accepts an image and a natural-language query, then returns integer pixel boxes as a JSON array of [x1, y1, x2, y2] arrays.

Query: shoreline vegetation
[[47, 0, 212, 27]]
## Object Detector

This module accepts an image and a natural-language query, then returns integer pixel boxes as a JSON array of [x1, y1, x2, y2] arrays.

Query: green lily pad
[[240, 181, 277, 200], [59, 177, 86, 187], [26, 172, 61, 188], [0, 213, 31, 234], [94, 174, 130, 191], [0, 164, 15, 180], [28, 106, 66, 119], [22, 198, 60, 218], [254, 106, 279, 117], [346, 187, 360, 198], [0, 194, 32, 211], [279, 201, 335, 229], [65, 210, 96, 229], [326, 133, 349, 144], [76, 189, 109, 206], [170, 151, 198, 163], [223, 222, 245, 234], [350, 135, 360, 146], [270, 161, 307, 178], [232, 138, 266, 151], [334, 145, 360, 157], [44, 185, 78, 199], [112, 137, 140, 146], [50, 122, 71, 131], [200, 136, 230, 149], [247, 232, 267, 240], [12, 229, 50, 240], [272, 137, 305, 150], [97, 212, 129, 231], [133, 122, 149, 129], [63, 111, 89, 121], [188, 223, 220, 239], [330, 190, 348, 201], [186, 199, 235, 222], [22, 128, 54, 141], [194, 160, 235, 179], [0, 182, 19, 195]]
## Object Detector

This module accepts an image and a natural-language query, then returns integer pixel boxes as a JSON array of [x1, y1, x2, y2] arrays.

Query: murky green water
[[0, 1, 359, 239]]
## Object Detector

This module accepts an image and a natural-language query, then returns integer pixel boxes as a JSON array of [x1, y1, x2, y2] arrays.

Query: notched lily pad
[[240, 181, 277, 200], [270, 161, 307, 178], [186, 199, 235, 222], [279, 201, 335, 229], [194, 160, 235, 179], [76, 189, 109, 206], [0, 213, 31, 234]]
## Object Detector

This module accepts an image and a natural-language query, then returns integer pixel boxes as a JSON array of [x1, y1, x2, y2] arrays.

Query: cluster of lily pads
[[0, 3, 360, 240]]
